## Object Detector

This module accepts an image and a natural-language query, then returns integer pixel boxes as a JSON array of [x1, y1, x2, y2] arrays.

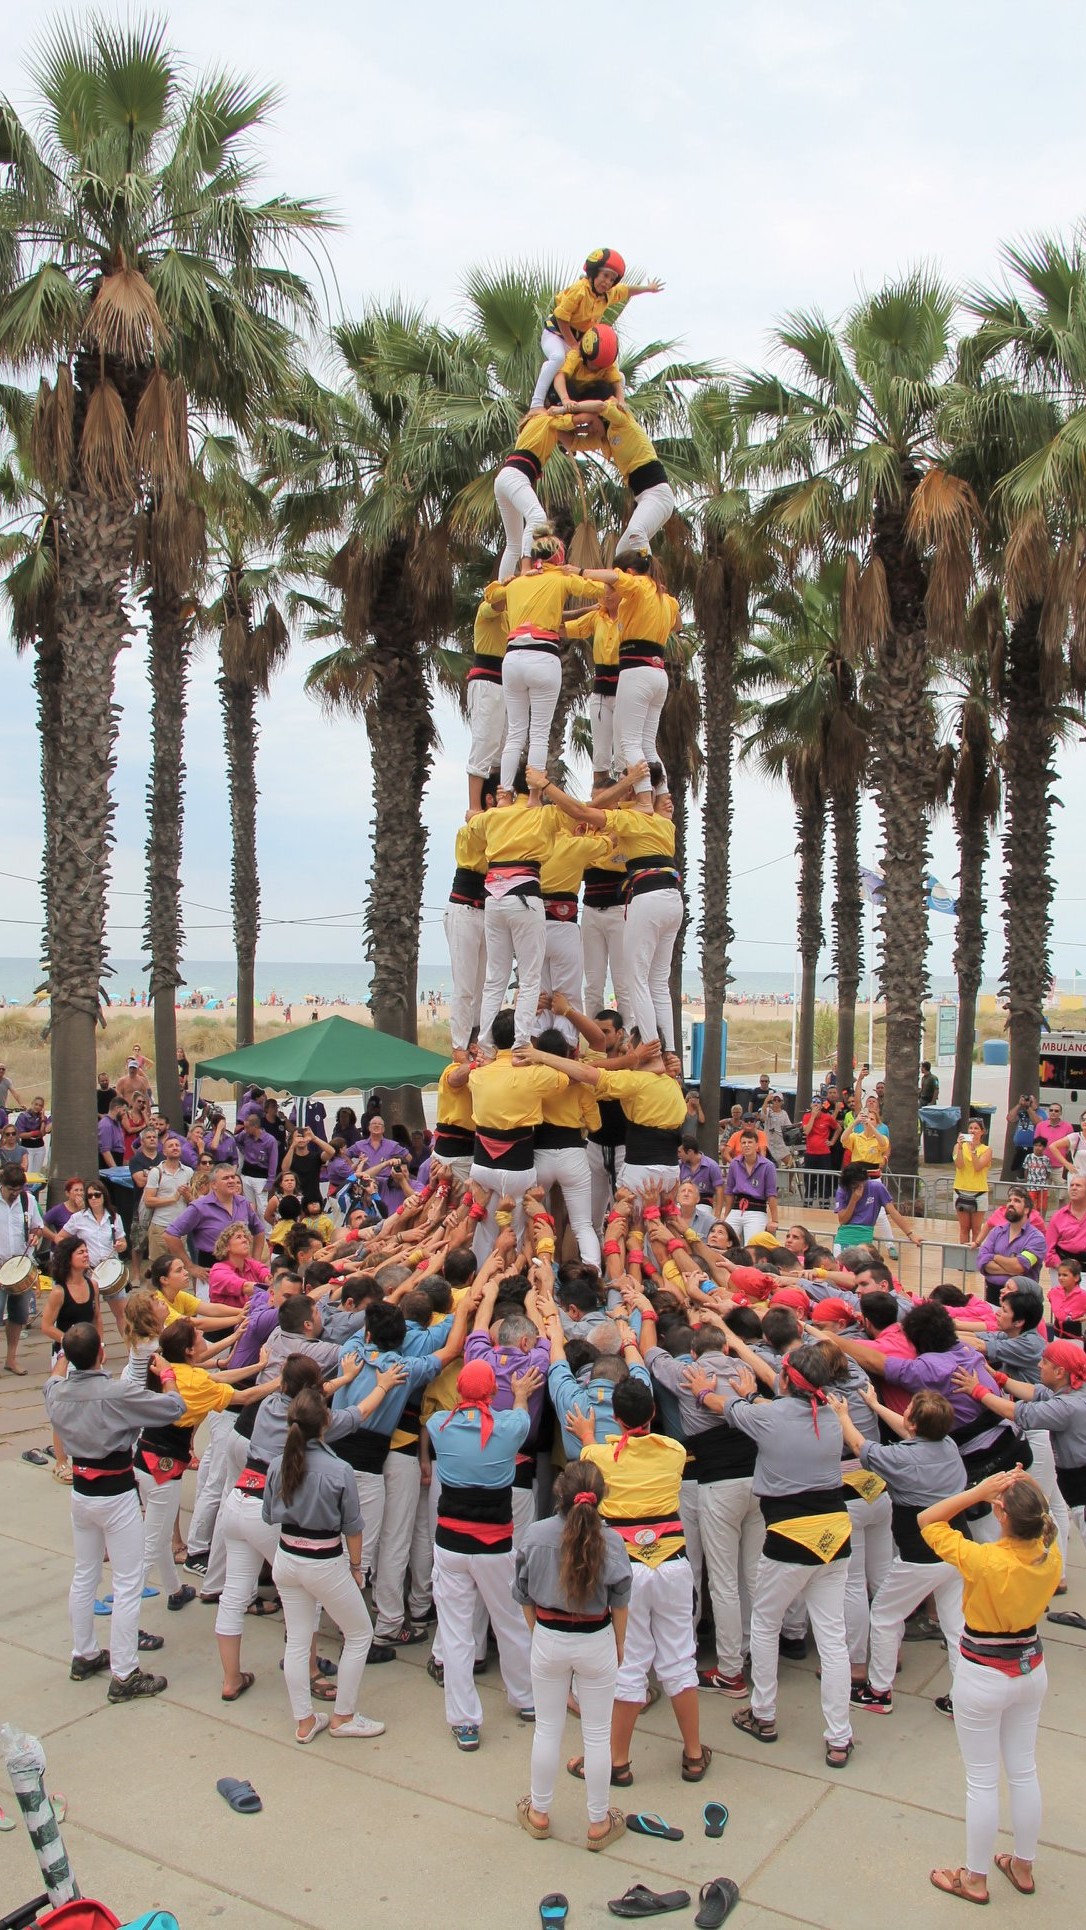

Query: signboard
[[936, 1002, 956, 1069]]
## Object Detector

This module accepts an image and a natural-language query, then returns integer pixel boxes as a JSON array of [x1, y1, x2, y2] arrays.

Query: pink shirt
[[207, 1255, 271, 1309], [1049, 1280, 1086, 1330], [1045, 1203, 1086, 1267], [956, 1295, 1000, 1331], [874, 1321, 918, 1416]]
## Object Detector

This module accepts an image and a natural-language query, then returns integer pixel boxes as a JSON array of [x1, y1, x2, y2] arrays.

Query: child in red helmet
[[554, 323, 625, 408], [529, 250, 662, 410]]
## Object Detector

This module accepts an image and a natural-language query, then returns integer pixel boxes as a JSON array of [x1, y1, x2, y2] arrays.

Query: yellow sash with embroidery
[[769, 1512, 852, 1562], [842, 1468, 886, 1505]]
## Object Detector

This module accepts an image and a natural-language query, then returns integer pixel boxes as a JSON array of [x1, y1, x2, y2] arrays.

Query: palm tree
[[744, 565, 869, 1112], [198, 437, 290, 1048], [0, 16, 327, 1182], [952, 240, 1086, 1169], [656, 635, 703, 1052], [929, 605, 1003, 1119], [736, 274, 974, 1175], [682, 383, 779, 1146]]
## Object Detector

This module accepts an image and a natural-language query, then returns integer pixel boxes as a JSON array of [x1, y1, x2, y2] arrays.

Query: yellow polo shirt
[[599, 399, 659, 479], [581, 1433, 687, 1567], [564, 608, 621, 667], [478, 798, 559, 867], [509, 410, 577, 465], [613, 570, 679, 647], [540, 829, 613, 895], [550, 276, 631, 334], [453, 818, 488, 876], [473, 594, 509, 660], [171, 1361, 237, 1428], [468, 1053, 568, 1130], [594, 1069, 688, 1131], [154, 1288, 201, 1326], [561, 345, 621, 389], [603, 809, 675, 863], [488, 570, 604, 635], [921, 1521, 1062, 1629], [436, 1067, 475, 1132], [541, 1081, 602, 1136]]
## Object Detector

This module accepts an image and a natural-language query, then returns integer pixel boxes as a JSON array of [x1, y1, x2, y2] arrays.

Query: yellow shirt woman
[[613, 570, 680, 648], [488, 570, 604, 640], [603, 808, 675, 864], [549, 274, 631, 338], [841, 1121, 890, 1168], [922, 1520, 1061, 1630]]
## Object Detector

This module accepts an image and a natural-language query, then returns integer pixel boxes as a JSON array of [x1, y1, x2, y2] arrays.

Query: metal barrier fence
[[776, 1158, 927, 1218]]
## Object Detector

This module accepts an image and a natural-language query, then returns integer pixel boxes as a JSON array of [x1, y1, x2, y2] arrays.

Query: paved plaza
[[2, 1315, 1084, 1930]]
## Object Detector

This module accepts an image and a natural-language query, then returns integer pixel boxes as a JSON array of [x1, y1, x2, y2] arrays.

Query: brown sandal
[[930, 1868, 989, 1905], [681, 1745, 712, 1782], [586, 1808, 627, 1853], [567, 1755, 634, 1788], [732, 1707, 778, 1744], [516, 1795, 550, 1839], [994, 1854, 1035, 1896]]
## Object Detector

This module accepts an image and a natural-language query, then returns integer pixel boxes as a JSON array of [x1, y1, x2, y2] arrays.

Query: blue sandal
[[627, 1812, 684, 1840], [703, 1801, 729, 1838], [540, 1896, 569, 1927]]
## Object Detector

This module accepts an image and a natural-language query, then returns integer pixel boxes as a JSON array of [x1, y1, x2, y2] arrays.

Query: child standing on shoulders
[[530, 249, 662, 411]]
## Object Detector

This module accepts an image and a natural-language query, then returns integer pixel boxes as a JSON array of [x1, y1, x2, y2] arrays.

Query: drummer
[[0, 1160, 44, 1376], [64, 1183, 130, 1338]]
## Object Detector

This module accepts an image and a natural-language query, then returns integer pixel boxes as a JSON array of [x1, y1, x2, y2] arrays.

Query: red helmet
[[585, 246, 626, 283], [580, 323, 619, 369]]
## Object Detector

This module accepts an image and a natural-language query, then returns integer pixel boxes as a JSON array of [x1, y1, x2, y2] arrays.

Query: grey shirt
[[320, 1307, 370, 1349], [984, 1329, 1046, 1378], [1013, 1383, 1086, 1469], [262, 1440, 363, 1535], [249, 1390, 365, 1465], [646, 1345, 747, 1439], [262, 1329, 341, 1378], [829, 1359, 880, 1443], [724, 1394, 845, 1496], [44, 1369, 183, 1458], [858, 1434, 967, 1506], [512, 1511, 632, 1617]]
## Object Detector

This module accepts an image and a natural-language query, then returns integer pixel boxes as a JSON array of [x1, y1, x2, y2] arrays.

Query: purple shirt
[[167, 1192, 263, 1257], [724, 1154, 778, 1204], [178, 1141, 199, 1170], [354, 1136, 412, 1208], [225, 1289, 279, 1371], [464, 1329, 552, 1431], [321, 1154, 354, 1189], [237, 1128, 279, 1183], [834, 1177, 891, 1227], [202, 1131, 239, 1167], [97, 1116, 125, 1163], [15, 1109, 46, 1139], [681, 1154, 722, 1201], [290, 1100, 328, 1137], [882, 1341, 1005, 1445], [43, 1202, 73, 1234], [976, 1219, 1045, 1284], [237, 1095, 266, 1125]]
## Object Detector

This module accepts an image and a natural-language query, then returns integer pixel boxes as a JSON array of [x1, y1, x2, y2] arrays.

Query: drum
[[93, 1256, 130, 1298], [0, 1254, 34, 1288]]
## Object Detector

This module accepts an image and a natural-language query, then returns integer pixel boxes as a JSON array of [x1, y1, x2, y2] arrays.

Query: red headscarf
[[783, 1358, 828, 1435], [769, 1287, 810, 1317], [1042, 1340, 1086, 1389], [440, 1360, 498, 1445], [811, 1298, 854, 1327]]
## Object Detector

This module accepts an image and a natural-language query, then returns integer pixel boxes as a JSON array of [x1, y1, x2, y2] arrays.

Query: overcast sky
[[2, 0, 1086, 986]]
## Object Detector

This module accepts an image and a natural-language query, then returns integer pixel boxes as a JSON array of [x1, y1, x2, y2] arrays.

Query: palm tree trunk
[[999, 602, 1052, 1176], [871, 486, 933, 1179], [48, 488, 134, 1191], [830, 782, 862, 1094], [951, 780, 987, 1122], [219, 668, 259, 1049], [33, 610, 64, 1013], [144, 587, 188, 1126], [697, 611, 739, 1148], [666, 776, 690, 1060], [795, 790, 825, 1117]]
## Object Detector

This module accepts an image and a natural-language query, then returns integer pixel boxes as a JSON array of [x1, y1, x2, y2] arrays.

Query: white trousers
[[614, 665, 668, 793], [679, 1479, 704, 1620], [501, 648, 562, 790], [479, 893, 546, 1047], [272, 1547, 374, 1723], [70, 1487, 145, 1680], [530, 1622, 618, 1824], [432, 1543, 535, 1726], [214, 1487, 281, 1637], [443, 903, 487, 1051], [749, 1554, 852, 1746], [588, 1140, 616, 1225], [530, 327, 569, 411], [591, 692, 616, 774], [466, 676, 505, 779], [541, 920, 583, 1012], [1023, 1430, 1071, 1567], [618, 1159, 680, 1201], [843, 1489, 895, 1665], [726, 1207, 769, 1245], [407, 1477, 435, 1621], [535, 1146, 601, 1266], [187, 1408, 237, 1554], [953, 1656, 1048, 1873], [136, 1469, 182, 1593], [204, 1427, 248, 1596], [615, 1557, 698, 1703], [373, 1451, 423, 1640], [699, 1476, 765, 1676], [618, 480, 676, 555], [582, 906, 628, 1020], [469, 1162, 539, 1261], [240, 1174, 270, 1214], [495, 466, 549, 582], [866, 1555, 964, 1693], [623, 889, 682, 1051], [354, 1468, 388, 1585]]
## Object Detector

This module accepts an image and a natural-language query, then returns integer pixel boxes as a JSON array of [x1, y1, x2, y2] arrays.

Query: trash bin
[[919, 1104, 961, 1163], [966, 1104, 996, 1145], [982, 1040, 1009, 1066]]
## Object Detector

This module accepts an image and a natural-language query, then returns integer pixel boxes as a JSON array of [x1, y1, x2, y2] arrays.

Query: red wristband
[[467, 1202, 487, 1222], [641, 1253, 658, 1277], [642, 1206, 662, 1221], [992, 1371, 1009, 1389], [665, 1238, 685, 1256], [601, 1240, 623, 1258]]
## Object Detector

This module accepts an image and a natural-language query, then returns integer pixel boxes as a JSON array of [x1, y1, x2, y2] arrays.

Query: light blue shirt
[[425, 1405, 529, 1488], [548, 1356, 651, 1459], [330, 1341, 439, 1434]]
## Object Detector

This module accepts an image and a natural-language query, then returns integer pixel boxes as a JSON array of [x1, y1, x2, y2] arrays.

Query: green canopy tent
[[193, 1016, 449, 1116]]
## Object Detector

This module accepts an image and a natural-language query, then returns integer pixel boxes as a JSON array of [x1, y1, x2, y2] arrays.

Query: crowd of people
[[5, 250, 1086, 1906]]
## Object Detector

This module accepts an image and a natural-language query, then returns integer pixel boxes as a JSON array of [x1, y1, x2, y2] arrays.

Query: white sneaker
[[330, 1714, 385, 1739]]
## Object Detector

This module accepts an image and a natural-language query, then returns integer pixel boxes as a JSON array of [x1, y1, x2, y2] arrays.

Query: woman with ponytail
[[920, 1469, 1062, 1903], [263, 1384, 385, 1744], [512, 1460, 632, 1851]]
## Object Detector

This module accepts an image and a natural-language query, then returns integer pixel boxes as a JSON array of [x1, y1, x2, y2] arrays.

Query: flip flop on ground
[[608, 1885, 692, 1918], [216, 1777, 263, 1814], [695, 1879, 740, 1929]]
